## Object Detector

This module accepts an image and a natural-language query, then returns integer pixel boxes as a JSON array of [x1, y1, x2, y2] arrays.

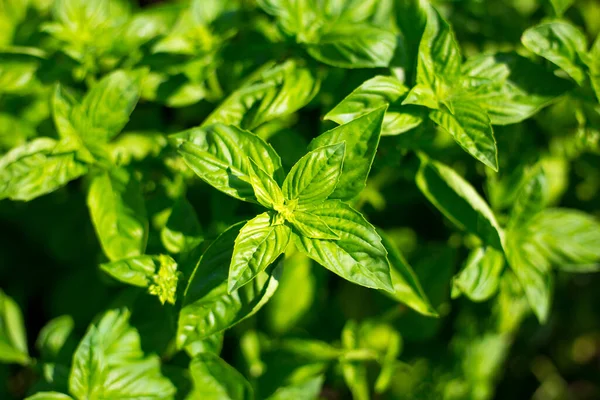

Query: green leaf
[[294, 200, 393, 292], [378, 229, 437, 316], [401, 83, 439, 109], [452, 247, 505, 302], [549, 0, 575, 16], [522, 21, 588, 85], [508, 165, 548, 230], [324, 75, 422, 136], [265, 376, 324, 400], [289, 211, 339, 240], [416, 156, 503, 249], [187, 354, 253, 400], [505, 230, 553, 323], [36, 315, 74, 361], [248, 158, 285, 210], [87, 168, 148, 261], [203, 60, 320, 130], [161, 196, 204, 254], [178, 222, 281, 347], [306, 22, 396, 69], [429, 99, 498, 170], [394, 0, 429, 83], [0, 138, 88, 201], [69, 308, 175, 399], [100, 255, 179, 304], [0, 290, 29, 365], [589, 35, 600, 103], [257, 0, 319, 37], [25, 393, 73, 400], [228, 212, 291, 292], [0, 50, 43, 94], [417, 5, 462, 87], [525, 209, 600, 269], [461, 52, 573, 124], [309, 107, 384, 201], [282, 143, 346, 207], [175, 124, 284, 203]]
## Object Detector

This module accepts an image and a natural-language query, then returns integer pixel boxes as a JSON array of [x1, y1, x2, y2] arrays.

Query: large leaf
[[187, 354, 253, 400], [87, 168, 148, 261], [228, 212, 291, 292], [68, 308, 175, 400], [294, 200, 393, 291], [378, 229, 437, 316], [324, 76, 422, 136], [429, 100, 498, 170], [282, 143, 345, 207], [452, 247, 505, 302], [309, 107, 384, 200], [522, 21, 588, 85], [0, 290, 29, 365], [461, 52, 573, 125], [0, 138, 88, 201], [175, 124, 284, 203], [178, 223, 281, 347], [416, 156, 503, 249], [202, 60, 320, 130], [306, 22, 396, 69]]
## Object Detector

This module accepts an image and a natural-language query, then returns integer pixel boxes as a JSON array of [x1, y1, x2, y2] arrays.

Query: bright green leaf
[[187, 354, 253, 400], [290, 211, 339, 240], [0, 290, 29, 365], [452, 247, 505, 302], [248, 158, 285, 210]]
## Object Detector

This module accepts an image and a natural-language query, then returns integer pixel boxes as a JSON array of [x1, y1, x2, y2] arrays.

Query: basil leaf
[[257, 0, 318, 37], [507, 165, 548, 230], [69, 308, 175, 400], [161, 196, 204, 254], [416, 156, 503, 249], [394, 0, 429, 83], [294, 200, 393, 292], [378, 229, 437, 316], [178, 222, 281, 347], [175, 124, 284, 203], [265, 375, 324, 400], [0, 290, 29, 365], [417, 5, 462, 87], [100, 255, 179, 304], [452, 247, 505, 302], [228, 212, 291, 292], [522, 21, 588, 85], [248, 158, 285, 210], [0, 49, 43, 94], [429, 99, 498, 170], [324, 75, 422, 136], [87, 168, 148, 261], [203, 60, 320, 130], [187, 354, 253, 400], [306, 22, 396, 69], [309, 107, 384, 201], [550, 0, 575, 16], [461, 52, 572, 125], [402, 83, 439, 109], [283, 143, 345, 207], [589, 35, 600, 103], [290, 211, 339, 240], [0, 138, 88, 201], [35, 315, 74, 362]]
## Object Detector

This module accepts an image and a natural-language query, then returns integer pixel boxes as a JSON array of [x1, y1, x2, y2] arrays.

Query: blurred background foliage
[[1, 0, 599, 399]]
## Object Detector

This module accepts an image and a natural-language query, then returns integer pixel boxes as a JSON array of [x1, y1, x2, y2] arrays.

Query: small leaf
[[228, 212, 291, 292], [203, 60, 320, 130], [290, 211, 339, 240], [378, 229, 437, 316], [24, 393, 73, 400], [452, 247, 505, 302], [310, 107, 384, 201], [36, 315, 74, 362], [294, 200, 393, 292], [416, 156, 503, 249], [306, 22, 396, 69], [187, 354, 253, 400], [429, 99, 498, 170], [175, 124, 283, 203], [87, 168, 148, 261], [283, 143, 345, 207], [0, 290, 29, 365], [549, 0, 575, 16], [161, 196, 203, 254], [0, 138, 88, 201], [265, 375, 324, 400], [394, 0, 430, 83], [178, 223, 281, 347], [248, 158, 285, 210], [522, 21, 588, 85], [589, 35, 600, 103], [508, 165, 548, 230]]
